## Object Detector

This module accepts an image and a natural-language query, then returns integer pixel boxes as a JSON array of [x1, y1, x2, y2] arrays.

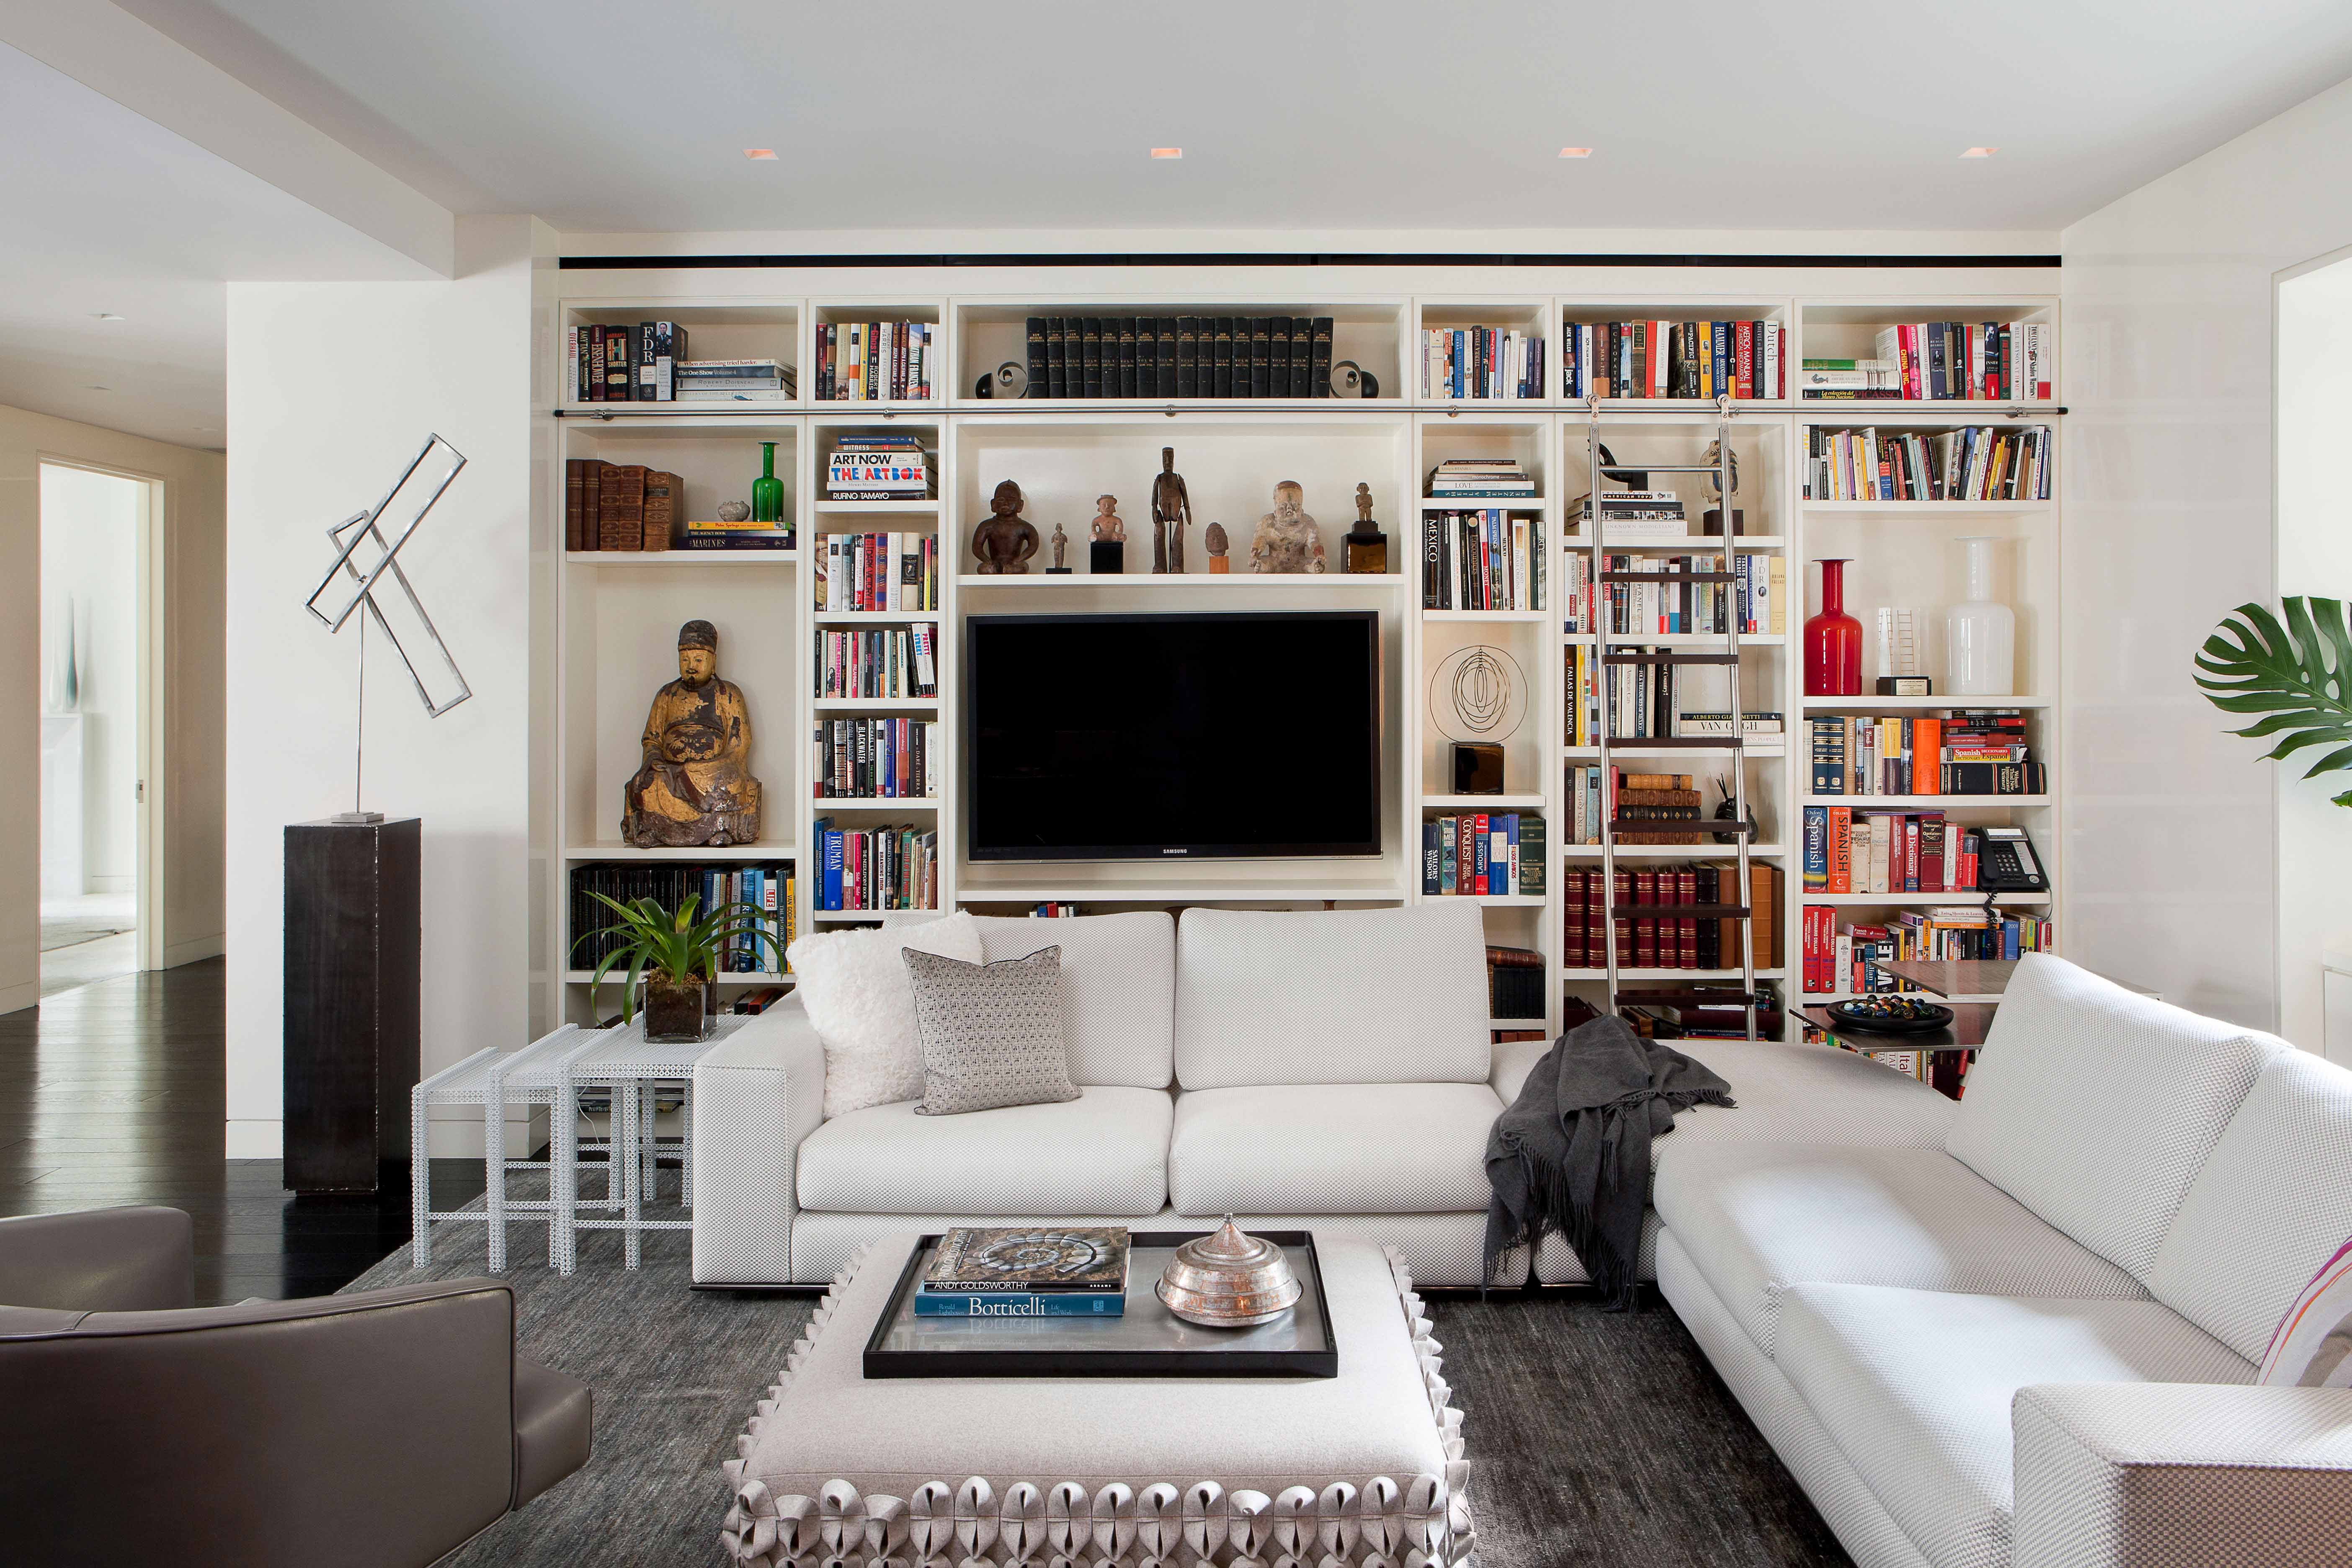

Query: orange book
[[1829, 807, 1853, 893], [1912, 719, 1941, 796]]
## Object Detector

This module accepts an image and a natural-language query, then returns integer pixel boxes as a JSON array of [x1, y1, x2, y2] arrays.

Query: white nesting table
[[720, 1234, 1474, 1567], [553, 1013, 748, 1272], [410, 1024, 606, 1272]]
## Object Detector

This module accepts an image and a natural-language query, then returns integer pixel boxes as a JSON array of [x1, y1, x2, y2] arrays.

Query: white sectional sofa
[[690, 902, 1955, 1289]]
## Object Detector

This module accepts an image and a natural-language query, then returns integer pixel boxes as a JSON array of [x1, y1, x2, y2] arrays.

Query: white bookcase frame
[[542, 276, 2063, 1043]]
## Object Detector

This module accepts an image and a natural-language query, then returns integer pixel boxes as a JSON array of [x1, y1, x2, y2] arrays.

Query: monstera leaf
[[2194, 597, 2352, 807]]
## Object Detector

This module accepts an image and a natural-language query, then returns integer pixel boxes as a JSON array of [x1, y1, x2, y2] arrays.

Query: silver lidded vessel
[[1156, 1217, 1302, 1327]]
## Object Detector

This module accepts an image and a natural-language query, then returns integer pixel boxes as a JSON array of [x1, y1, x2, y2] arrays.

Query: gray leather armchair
[[0, 1205, 592, 1566]]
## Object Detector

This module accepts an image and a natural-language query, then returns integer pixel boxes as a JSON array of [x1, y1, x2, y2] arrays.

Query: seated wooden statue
[[621, 619, 762, 847]]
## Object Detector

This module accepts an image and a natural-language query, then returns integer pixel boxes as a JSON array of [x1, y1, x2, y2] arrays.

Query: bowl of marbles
[[1825, 995, 1955, 1035]]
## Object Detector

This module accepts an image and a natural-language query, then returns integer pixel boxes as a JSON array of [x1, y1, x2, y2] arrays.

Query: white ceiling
[[110, 0, 2352, 236], [0, 41, 427, 448]]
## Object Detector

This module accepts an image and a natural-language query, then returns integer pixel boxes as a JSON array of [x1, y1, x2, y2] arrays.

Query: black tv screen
[[965, 611, 1381, 860]]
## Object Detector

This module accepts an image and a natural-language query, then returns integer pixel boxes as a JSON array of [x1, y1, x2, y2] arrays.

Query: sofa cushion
[[787, 913, 985, 1117], [1945, 954, 2285, 1282], [1777, 1283, 2253, 1568], [902, 946, 1081, 1117], [795, 1086, 1171, 1217], [1168, 1082, 1502, 1215], [1173, 905, 1489, 1090], [2148, 1048, 2352, 1364], [1653, 1142, 2147, 1357], [1660, 1038, 1960, 1169], [972, 912, 1174, 1089]]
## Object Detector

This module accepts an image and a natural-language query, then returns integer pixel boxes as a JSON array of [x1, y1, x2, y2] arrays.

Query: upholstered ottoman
[[720, 1235, 1472, 1566]]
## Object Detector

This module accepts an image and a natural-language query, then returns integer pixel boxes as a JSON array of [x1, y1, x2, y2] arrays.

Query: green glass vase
[[752, 441, 784, 524]]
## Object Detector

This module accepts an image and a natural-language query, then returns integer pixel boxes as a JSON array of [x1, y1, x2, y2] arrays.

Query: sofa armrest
[[2013, 1382, 2352, 1568], [0, 1205, 193, 1311], [692, 995, 828, 1284], [1490, 1034, 1551, 1106], [0, 1279, 531, 1564]]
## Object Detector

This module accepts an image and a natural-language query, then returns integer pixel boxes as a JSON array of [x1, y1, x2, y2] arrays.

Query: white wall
[[39, 463, 141, 893], [2063, 74, 2352, 1034], [0, 403, 225, 1012], [223, 214, 552, 1157]]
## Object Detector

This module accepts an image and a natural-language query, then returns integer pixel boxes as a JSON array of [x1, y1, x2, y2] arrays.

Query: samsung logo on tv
[[1162, 848, 1188, 855]]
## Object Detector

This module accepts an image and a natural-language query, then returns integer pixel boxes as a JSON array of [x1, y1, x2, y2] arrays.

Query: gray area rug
[[350, 1184, 1848, 1567]]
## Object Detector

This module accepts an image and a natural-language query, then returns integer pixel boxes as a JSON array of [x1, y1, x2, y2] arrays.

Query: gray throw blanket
[[1483, 1015, 1734, 1308]]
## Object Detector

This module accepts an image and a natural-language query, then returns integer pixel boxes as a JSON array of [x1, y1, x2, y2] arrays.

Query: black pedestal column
[[284, 818, 420, 1196]]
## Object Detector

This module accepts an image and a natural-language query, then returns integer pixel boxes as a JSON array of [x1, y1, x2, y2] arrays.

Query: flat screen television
[[965, 611, 1382, 860]]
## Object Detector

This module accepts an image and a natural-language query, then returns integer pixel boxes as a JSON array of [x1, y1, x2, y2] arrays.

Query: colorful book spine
[[912, 1291, 1125, 1317]]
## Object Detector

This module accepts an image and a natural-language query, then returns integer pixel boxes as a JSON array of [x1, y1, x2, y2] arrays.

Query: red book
[[1473, 812, 1491, 895], [1676, 867, 1699, 969], [1920, 818, 1947, 894], [1611, 870, 1632, 971], [1632, 870, 1659, 968], [1734, 321, 1754, 398], [1904, 818, 1921, 892]]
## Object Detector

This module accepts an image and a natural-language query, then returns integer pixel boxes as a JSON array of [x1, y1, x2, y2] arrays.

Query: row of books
[[679, 518, 795, 552], [1800, 906, 2055, 996], [1563, 649, 1784, 747], [1421, 512, 1545, 611], [1487, 945, 1546, 1021], [825, 435, 931, 500], [1562, 552, 1783, 637], [1803, 425, 2053, 502], [1800, 322, 2052, 401], [814, 322, 936, 402], [1563, 320, 1787, 401], [1419, 812, 1547, 897], [1808, 712, 2042, 797], [1024, 316, 1333, 400], [1426, 458, 1535, 498], [565, 461, 679, 552], [813, 818, 939, 914], [568, 863, 793, 972], [816, 625, 938, 700], [812, 718, 939, 799], [1563, 862, 1782, 969], [818, 531, 941, 613], [568, 322, 802, 403], [1801, 808, 2001, 894], [1420, 327, 1547, 400], [1563, 767, 1710, 846], [1828, 1039, 1973, 1096]]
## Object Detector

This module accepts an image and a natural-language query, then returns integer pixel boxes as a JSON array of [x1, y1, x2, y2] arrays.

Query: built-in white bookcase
[[540, 279, 2062, 1043]]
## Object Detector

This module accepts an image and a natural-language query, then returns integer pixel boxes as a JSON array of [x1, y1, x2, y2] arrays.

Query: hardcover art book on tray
[[916, 1226, 1132, 1318]]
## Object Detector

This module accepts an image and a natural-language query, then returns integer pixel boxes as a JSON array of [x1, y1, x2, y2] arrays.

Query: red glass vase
[[1805, 557, 1863, 696]]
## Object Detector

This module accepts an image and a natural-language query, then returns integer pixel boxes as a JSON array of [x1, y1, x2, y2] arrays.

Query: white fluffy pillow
[[787, 911, 983, 1116]]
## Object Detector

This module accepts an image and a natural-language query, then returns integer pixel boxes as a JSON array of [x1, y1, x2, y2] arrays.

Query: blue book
[[913, 1290, 1125, 1318], [1421, 820, 1440, 895], [819, 820, 843, 910], [1804, 807, 1828, 890], [1503, 814, 1520, 895]]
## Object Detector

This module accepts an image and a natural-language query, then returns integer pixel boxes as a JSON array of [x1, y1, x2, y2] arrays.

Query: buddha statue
[[621, 619, 762, 848]]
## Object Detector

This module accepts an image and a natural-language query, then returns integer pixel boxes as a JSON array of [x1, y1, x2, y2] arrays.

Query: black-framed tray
[[1825, 997, 1956, 1035], [862, 1231, 1336, 1380]]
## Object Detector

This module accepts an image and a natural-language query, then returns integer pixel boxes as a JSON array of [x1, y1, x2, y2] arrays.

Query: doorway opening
[[39, 461, 160, 998]]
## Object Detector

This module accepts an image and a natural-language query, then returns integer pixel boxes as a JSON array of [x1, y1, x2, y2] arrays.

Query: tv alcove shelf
[[544, 269, 2064, 1042]]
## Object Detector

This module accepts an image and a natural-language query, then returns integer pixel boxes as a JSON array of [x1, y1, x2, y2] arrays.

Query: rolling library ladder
[[1589, 397, 1761, 1040]]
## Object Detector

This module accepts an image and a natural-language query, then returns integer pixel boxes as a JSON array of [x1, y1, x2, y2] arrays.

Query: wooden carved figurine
[[971, 480, 1039, 573], [1152, 446, 1192, 574], [1092, 495, 1124, 542], [1250, 480, 1326, 574], [622, 619, 763, 848], [1049, 521, 1069, 572], [1204, 521, 1230, 574]]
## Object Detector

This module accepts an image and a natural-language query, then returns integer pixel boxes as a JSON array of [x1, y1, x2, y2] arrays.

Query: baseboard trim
[[162, 934, 225, 967], [225, 1119, 283, 1158], [0, 977, 36, 1017]]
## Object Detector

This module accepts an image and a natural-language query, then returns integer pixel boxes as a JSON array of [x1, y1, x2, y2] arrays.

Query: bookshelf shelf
[[814, 797, 940, 810], [1802, 892, 2052, 906], [565, 970, 790, 986], [539, 275, 2061, 1047], [1561, 967, 1790, 982], [811, 910, 913, 924], [1433, 893, 1550, 908]]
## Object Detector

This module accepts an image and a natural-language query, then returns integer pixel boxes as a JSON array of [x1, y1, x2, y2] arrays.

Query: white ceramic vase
[[1945, 536, 2014, 696]]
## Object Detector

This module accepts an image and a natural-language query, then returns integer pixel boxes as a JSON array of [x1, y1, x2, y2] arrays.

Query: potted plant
[[572, 893, 784, 1042], [2195, 598, 2352, 805]]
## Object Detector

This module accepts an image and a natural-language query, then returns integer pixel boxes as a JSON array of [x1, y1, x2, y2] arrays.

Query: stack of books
[[1797, 359, 1899, 396], [675, 358, 794, 402], [565, 460, 681, 551], [914, 1227, 1131, 1318], [1426, 458, 1534, 499], [1420, 812, 1546, 896], [1420, 326, 1545, 400], [813, 818, 939, 915], [815, 322, 934, 401], [825, 435, 931, 501], [1565, 320, 1785, 400], [683, 517, 792, 552], [1574, 490, 1687, 541]]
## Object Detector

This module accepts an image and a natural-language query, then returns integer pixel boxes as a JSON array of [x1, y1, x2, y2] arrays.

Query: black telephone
[[1976, 826, 2048, 892]]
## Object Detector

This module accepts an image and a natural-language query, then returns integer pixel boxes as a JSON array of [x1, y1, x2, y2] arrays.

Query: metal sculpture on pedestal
[[1429, 642, 1527, 796], [302, 432, 474, 821]]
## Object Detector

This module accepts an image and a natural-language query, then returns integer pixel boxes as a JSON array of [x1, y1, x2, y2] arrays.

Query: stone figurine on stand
[[1090, 494, 1126, 575], [1047, 521, 1070, 573], [1251, 480, 1326, 573], [1205, 521, 1230, 573], [971, 480, 1039, 574], [1152, 446, 1192, 574], [1343, 482, 1388, 574], [622, 619, 763, 848]]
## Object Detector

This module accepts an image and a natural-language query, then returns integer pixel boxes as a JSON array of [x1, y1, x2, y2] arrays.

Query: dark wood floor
[[0, 959, 481, 1305]]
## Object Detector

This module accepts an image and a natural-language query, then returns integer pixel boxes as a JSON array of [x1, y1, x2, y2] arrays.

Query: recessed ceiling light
[[742, 148, 777, 160], [92, 311, 125, 322], [1960, 147, 1997, 158], [1149, 147, 1183, 160], [1558, 147, 1594, 159]]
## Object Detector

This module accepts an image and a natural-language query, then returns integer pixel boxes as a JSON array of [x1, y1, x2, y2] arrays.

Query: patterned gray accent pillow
[[901, 945, 1081, 1116]]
